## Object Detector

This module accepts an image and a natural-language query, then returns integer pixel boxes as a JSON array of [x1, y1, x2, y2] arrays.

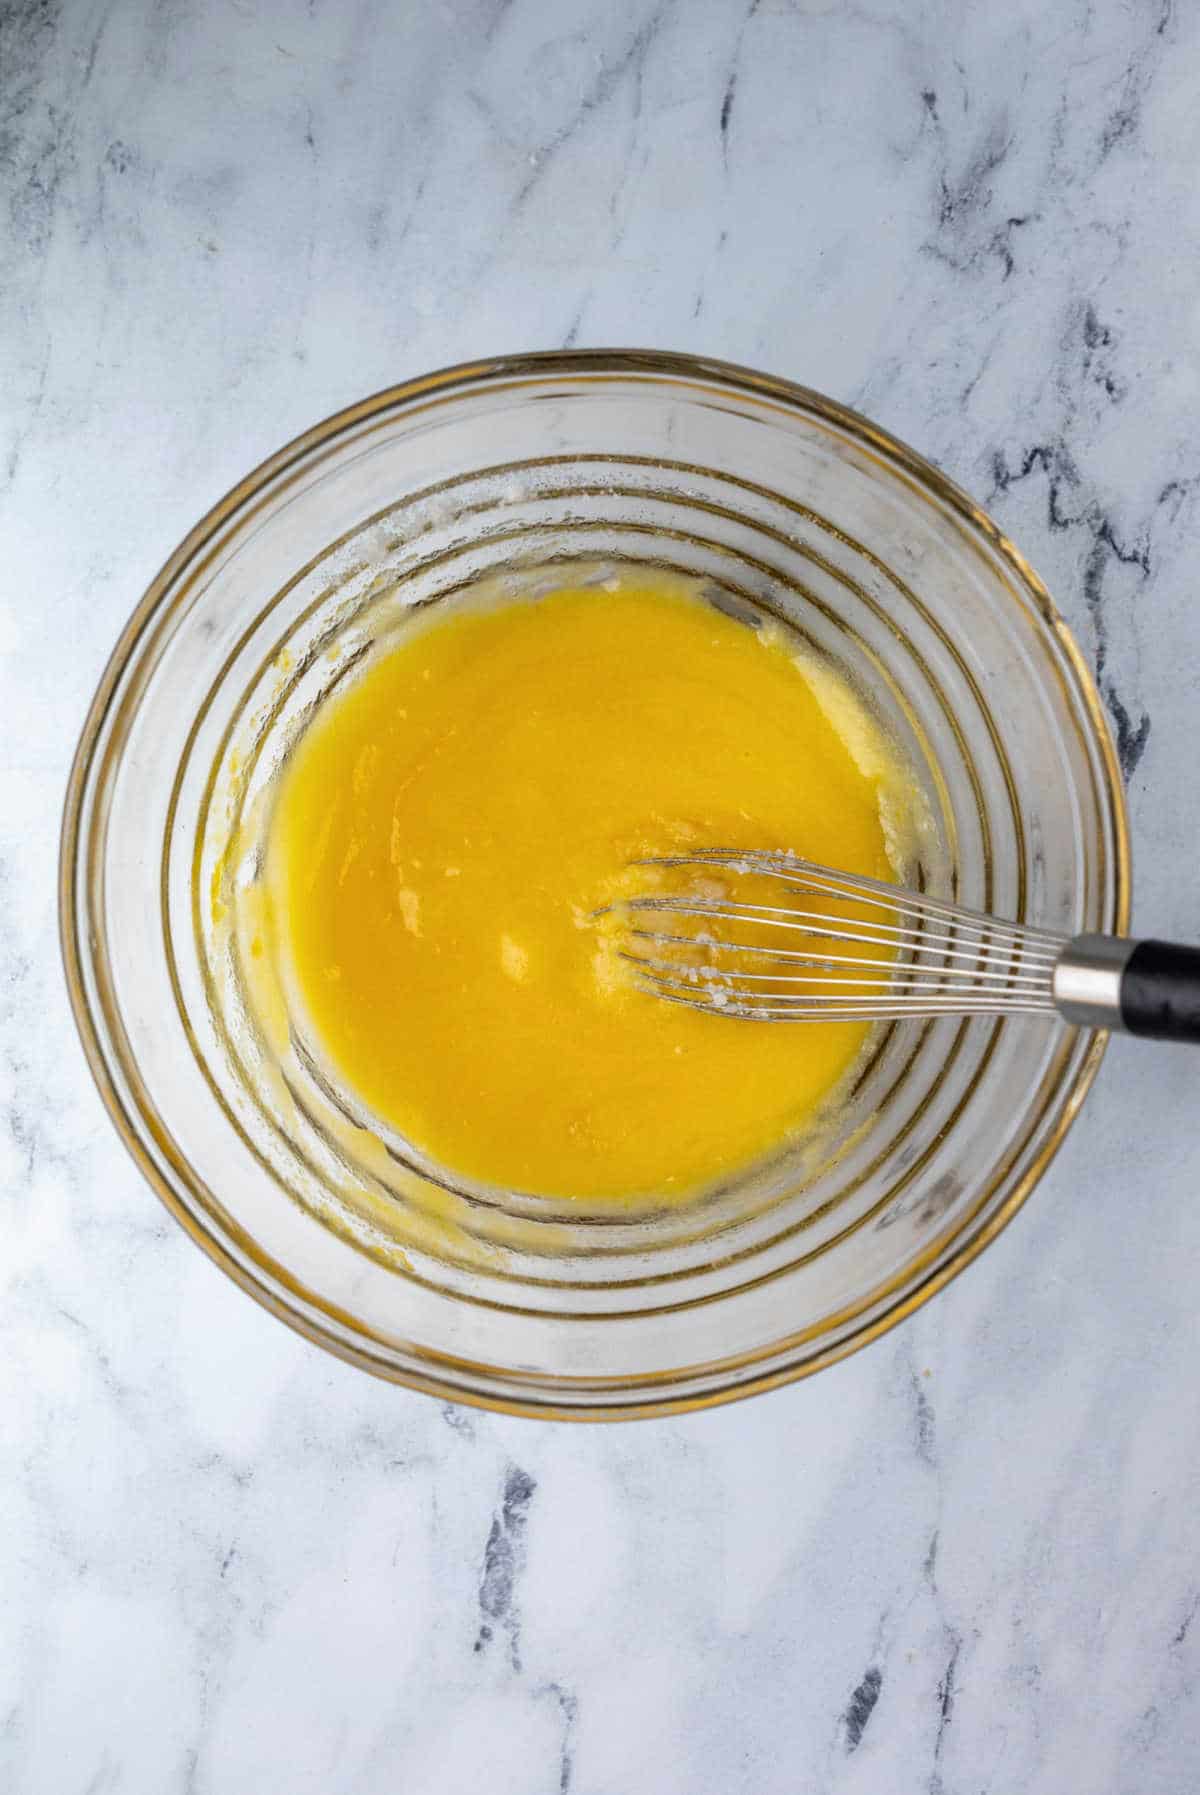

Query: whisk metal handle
[[1055, 935, 1200, 1041]]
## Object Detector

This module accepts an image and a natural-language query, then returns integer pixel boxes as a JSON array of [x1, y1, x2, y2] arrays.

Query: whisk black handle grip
[[1055, 934, 1200, 1041], [1119, 940, 1200, 1041]]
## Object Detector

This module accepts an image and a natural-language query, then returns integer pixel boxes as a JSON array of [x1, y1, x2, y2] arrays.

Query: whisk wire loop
[[609, 852, 1067, 1022]]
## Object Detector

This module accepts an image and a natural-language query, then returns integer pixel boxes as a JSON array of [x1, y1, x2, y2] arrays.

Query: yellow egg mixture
[[264, 573, 912, 1203]]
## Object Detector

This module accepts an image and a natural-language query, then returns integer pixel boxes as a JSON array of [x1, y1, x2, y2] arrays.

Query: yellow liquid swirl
[[264, 574, 913, 1203]]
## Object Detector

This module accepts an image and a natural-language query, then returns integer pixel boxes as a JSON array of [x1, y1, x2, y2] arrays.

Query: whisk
[[607, 851, 1200, 1042]]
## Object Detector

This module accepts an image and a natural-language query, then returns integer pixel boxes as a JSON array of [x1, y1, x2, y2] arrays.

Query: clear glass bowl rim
[[59, 348, 1131, 1419]]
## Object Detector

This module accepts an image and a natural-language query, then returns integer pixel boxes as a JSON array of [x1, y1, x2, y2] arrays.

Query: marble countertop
[[5, 2, 1200, 1789]]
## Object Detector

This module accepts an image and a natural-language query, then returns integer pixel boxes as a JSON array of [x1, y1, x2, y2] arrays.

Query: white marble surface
[[5, 1, 1200, 1789]]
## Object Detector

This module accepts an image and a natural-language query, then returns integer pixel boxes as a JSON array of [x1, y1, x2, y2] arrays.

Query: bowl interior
[[61, 353, 1127, 1416]]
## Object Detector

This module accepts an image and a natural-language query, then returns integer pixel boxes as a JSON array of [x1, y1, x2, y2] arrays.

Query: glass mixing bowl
[[60, 351, 1129, 1418]]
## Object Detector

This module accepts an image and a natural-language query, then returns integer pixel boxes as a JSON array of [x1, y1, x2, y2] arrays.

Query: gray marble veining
[[4, 1, 1200, 1789]]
